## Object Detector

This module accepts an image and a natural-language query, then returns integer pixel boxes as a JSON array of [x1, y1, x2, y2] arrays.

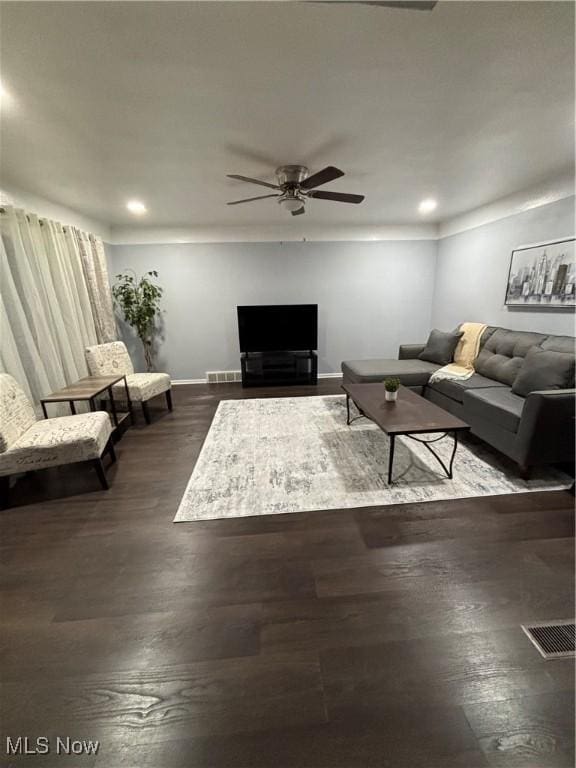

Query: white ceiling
[[1, 1, 574, 230]]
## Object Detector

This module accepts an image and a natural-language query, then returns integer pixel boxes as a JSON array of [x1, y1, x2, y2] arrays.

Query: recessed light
[[418, 198, 437, 215], [126, 200, 147, 215], [0, 81, 14, 110]]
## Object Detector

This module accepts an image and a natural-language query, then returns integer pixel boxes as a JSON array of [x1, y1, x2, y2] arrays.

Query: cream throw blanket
[[429, 322, 488, 383]]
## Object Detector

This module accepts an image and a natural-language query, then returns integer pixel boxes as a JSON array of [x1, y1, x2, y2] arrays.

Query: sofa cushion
[[0, 412, 112, 476], [475, 328, 547, 385], [418, 329, 463, 366], [541, 335, 576, 356], [427, 373, 506, 404], [342, 359, 439, 387], [110, 372, 171, 403], [512, 347, 576, 396], [463, 387, 525, 434]]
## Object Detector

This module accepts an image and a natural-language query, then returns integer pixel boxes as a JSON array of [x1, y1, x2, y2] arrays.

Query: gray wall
[[106, 240, 437, 379], [432, 196, 576, 335], [107, 198, 575, 379]]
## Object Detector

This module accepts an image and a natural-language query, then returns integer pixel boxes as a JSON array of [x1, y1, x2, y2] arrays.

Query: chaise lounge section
[[342, 326, 575, 473]]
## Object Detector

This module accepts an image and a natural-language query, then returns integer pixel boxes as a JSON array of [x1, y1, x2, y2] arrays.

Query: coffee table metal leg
[[70, 400, 77, 415], [448, 431, 458, 479], [388, 434, 396, 484], [406, 430, 461, 480], [343, 394, 366, 426]]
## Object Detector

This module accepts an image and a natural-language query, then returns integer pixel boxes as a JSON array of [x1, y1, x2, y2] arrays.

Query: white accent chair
[[85, 341, 172, 424], [0, 374, 115, 508]]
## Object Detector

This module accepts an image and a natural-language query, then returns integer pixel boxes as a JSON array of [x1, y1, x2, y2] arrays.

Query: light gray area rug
[[174, 395, 571, 522]]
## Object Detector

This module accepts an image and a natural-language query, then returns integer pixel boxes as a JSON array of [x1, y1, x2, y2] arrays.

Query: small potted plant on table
[[384, 377, 401, 402]]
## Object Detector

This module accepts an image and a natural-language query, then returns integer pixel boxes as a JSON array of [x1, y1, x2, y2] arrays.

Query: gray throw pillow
[[418, 329, 463, 366], [512, 347, 575, 397]]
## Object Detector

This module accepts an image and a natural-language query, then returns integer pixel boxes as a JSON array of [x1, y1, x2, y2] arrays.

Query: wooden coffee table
[[342, 383, 470, 484]]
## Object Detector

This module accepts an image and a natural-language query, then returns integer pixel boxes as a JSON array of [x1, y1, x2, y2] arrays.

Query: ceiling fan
[[226, 165, 365, 216]]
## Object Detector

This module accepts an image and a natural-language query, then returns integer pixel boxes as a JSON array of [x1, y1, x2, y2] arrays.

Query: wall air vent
[[206, 370, 242, 384]]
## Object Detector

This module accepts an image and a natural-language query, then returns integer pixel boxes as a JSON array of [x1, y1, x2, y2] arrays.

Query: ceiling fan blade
[[307, 190, 365, 204], [227, 194, 280, 206], [227, 174, 280, 190], [300, 166, 345, 190], [313, 1, 437, 9], [291, 207, 306, 216], [352, 1, 436, 9]]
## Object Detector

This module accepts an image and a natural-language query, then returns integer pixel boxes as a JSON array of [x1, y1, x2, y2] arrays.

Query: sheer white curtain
[[0, 206, 116, 408], [75, 230, 117, 344]]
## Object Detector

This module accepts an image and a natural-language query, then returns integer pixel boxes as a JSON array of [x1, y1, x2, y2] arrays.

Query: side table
[[40, 375, 134, 431]]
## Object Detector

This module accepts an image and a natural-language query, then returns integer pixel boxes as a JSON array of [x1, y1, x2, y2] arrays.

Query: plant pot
[[385, 390, 398, 402]]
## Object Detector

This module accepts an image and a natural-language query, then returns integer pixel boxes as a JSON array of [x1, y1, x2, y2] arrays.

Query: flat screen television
[[237, 304, 318, 352]]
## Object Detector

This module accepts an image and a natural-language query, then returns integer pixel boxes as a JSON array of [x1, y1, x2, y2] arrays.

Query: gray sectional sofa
[[342, 326, 575, 474]]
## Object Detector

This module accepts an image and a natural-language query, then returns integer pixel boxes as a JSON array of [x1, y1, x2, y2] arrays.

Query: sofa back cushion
[[475, 328, 548, 385], [85, 341, 134, 377], [540, 334, 575, 356], [0, 374, 37, 452], [512, 347, 575, 396]]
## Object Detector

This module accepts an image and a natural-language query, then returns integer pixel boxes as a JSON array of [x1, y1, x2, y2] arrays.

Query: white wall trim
[[172, 378, 207, 385], [107, 223, 438, 245], [439, 173, 575, 239], [171, 372, 342, 386]]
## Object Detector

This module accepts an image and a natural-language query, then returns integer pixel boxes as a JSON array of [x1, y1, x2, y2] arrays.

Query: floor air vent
[[521, 620, 575, 659]]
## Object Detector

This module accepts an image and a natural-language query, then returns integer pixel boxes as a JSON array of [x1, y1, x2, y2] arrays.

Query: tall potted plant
[[112, 270, 163, 372]]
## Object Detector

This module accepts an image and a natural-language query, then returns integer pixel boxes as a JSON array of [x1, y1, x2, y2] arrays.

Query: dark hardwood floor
[[1, 380, 574, 768]]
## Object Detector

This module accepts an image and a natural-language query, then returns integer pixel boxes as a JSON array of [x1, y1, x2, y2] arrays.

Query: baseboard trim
[[171, 372, 342, 386]]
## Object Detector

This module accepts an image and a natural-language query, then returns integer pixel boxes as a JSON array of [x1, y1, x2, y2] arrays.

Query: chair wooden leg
[[166, 389, 173, 411], [141, 401, 151, 425], [107, 439, 117, 464], [92, 458, 109, 490], [519, 464, 532, 481], [0, 475, 10, 510]]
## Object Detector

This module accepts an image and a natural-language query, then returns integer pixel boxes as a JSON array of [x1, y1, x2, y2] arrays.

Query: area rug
[[173, 395, 572, 522]]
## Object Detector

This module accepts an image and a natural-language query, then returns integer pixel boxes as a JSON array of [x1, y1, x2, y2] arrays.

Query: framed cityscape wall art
[[505, 236, 576, 308]]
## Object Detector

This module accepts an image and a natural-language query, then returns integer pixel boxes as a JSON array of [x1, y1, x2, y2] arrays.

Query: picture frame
[[505, 236, 576, 308]]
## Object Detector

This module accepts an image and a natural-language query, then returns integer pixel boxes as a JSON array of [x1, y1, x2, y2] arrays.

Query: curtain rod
[[0, 207, 98, 236], [0, 207, 59, 227]]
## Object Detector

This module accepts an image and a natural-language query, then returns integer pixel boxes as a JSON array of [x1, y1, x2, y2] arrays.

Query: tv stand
[[240, 350, 318, 388]]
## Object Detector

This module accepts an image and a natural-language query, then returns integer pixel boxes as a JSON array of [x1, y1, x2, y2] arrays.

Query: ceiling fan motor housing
[[276, 165, 309, 188]]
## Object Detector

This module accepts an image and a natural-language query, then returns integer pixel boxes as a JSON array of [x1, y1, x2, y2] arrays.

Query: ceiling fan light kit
[[226, 164, 365, 216], [280, 196, 305, 213]]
